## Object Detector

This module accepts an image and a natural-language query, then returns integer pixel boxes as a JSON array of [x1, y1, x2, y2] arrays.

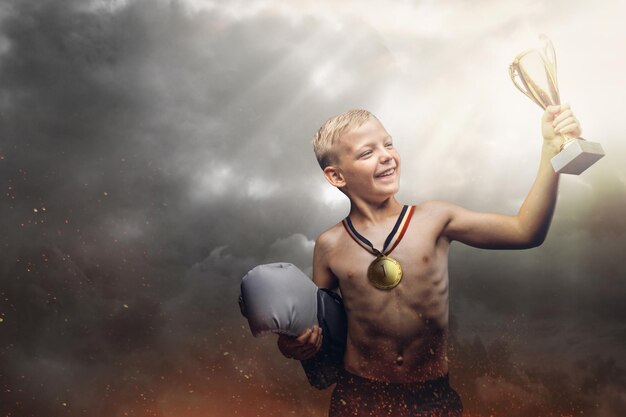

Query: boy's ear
[[323, 165, 346, 188]]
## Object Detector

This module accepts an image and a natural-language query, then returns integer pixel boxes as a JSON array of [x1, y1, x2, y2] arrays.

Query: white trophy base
[[550, 138, 605, 175]]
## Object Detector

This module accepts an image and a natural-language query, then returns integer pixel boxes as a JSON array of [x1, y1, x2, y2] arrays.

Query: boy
[[278, 105, 580, 416]]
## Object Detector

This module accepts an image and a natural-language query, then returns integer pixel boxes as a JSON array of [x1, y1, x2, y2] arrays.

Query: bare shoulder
[[312, 223, 343, 290], [414, 200, 457, 221], [316, 222, 344, 251], [411, 200, 460, 242]]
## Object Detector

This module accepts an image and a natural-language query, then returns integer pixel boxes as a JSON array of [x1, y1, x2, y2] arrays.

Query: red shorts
[[328, 368, 463, 417]]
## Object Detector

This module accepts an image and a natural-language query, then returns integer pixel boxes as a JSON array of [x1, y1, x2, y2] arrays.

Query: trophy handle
[[540, 34, 558, 86], [538, 34, 560, 105], [509, 64, 532, 98], [509, 63, 545, 109]]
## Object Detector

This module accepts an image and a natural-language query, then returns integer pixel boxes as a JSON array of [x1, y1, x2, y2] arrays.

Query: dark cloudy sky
[[1, 0, 625, 416]]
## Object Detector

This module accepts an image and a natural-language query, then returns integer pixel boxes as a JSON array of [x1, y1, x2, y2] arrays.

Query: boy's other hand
[[542, 103, 582, 147], [277, 325, 323, 361]]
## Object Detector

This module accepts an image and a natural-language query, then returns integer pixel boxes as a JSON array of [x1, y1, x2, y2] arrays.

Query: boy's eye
[[360, 151, 372, 158], [386, 143, 393, 148]]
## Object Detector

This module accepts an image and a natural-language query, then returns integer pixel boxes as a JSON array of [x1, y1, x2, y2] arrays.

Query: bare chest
[[328, 212, 450, 315]]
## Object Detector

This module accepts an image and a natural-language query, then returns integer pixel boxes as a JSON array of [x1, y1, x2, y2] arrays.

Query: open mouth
[[375, 167, 396, 178]]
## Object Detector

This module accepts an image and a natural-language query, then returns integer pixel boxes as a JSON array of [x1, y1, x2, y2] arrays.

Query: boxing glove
[[239, 262, 347, 389]]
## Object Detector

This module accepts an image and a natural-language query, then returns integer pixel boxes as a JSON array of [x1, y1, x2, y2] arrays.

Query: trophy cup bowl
[[509, 35, 605, 175]]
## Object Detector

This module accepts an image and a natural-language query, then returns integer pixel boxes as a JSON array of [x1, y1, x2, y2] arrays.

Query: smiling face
[[324, 116, 401, 201]]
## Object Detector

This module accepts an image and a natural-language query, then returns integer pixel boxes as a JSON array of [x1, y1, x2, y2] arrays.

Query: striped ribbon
[[342, 205, 415, 256]]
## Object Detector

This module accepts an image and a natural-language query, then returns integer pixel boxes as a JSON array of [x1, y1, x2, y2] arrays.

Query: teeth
[[377, 168, 394, 177]]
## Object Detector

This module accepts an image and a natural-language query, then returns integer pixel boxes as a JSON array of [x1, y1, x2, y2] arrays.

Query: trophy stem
[[559, 135, 586, 152]]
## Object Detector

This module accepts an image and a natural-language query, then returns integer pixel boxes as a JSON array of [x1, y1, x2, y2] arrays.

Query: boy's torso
[[322, 201, 451, 383]]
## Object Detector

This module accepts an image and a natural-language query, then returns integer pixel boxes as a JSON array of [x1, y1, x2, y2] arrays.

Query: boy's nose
[[379, 151, 393, 163]]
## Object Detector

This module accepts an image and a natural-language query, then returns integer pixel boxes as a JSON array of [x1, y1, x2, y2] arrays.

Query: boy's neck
[[347, 195, 404, 226]]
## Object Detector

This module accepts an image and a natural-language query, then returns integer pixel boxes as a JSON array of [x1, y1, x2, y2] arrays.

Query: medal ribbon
[[342, 205, 415, 257]]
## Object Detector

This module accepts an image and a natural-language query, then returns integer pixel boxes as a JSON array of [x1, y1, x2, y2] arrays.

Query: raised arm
[[441, 104, 581, 249]]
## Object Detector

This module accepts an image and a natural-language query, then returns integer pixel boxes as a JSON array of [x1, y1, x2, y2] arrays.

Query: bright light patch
[[320, 184, 346, 209], [190, 164, 233, 201], [77, 0, 131, 13], [102, 215, 144, 240], [309, 61, 353, 100], [0, 35, 10, 57], [310, 63, 333, 89], [246, 176, 278, 199]]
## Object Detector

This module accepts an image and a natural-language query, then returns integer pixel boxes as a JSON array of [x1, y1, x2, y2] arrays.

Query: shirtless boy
[[277, 105, 581, 416]]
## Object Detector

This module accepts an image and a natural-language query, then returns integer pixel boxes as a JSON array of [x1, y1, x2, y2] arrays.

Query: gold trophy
[[509, 35, 604, 175]]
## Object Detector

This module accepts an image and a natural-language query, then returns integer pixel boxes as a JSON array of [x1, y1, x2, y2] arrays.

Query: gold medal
[[342, 205, 415, 291], [367, 255, 402, 290]]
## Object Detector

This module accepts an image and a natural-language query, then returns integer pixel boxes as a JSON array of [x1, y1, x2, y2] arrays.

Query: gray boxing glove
[[239, 262, 347, 389], [238, 262, 318, 337]]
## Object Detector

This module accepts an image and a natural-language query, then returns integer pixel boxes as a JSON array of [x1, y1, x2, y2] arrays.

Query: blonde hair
[[312, 109, 375, 170]]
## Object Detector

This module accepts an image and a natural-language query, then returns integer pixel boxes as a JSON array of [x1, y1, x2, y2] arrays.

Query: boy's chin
[[374, 183, 400, 197]]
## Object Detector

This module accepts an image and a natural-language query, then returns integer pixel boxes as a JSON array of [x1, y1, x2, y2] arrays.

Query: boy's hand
[[542, 103, 582, 147], [277, 325, 323, 361]]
